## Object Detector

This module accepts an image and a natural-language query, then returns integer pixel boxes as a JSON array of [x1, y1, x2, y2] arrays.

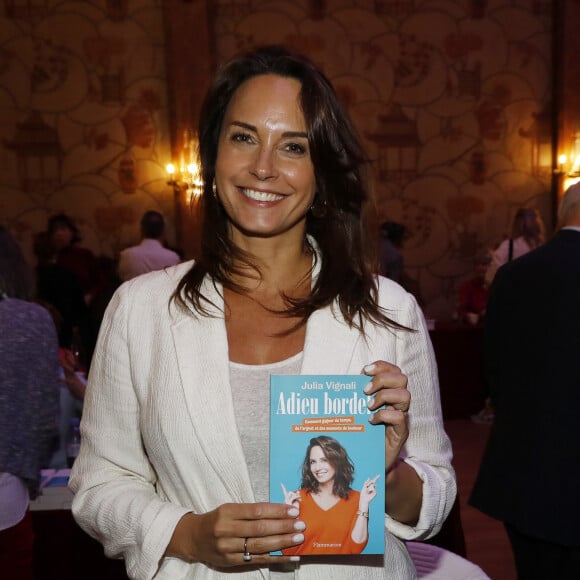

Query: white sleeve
[[69, 284, 190, 580], [384, 291, 457, 541]]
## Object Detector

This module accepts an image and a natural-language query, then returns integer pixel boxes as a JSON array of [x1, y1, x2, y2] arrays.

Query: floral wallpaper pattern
[[214, 0, 553, 317], [0, 0, 173, 265], [0, 0, 553, 319]]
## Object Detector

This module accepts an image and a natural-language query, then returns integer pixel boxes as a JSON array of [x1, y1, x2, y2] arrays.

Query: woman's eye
[[231, 132, 252, 143], [285, 142, 307, 155]]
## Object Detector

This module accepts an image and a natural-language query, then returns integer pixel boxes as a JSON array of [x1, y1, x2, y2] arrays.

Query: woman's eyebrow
[[283, 130, 308, 139], [230, 120, 307, 140], [230, 120, 255, 132]]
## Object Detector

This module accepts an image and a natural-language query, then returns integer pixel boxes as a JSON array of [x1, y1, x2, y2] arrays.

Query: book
[[270, 374, 385, 556]]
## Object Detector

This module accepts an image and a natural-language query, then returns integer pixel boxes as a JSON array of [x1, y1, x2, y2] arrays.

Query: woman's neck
[[315, 480, 335, 496], [231, 243, 313, 297]]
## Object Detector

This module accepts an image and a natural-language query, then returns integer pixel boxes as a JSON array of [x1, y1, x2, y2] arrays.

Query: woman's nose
[[250, 147, 277, 180]]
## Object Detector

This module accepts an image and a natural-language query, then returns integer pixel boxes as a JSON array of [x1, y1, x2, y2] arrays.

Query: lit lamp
[[166, 129, 204, 253], [556, 132, 580, 192], [166, 161, 203, 199], [166, 129, 203, 200]]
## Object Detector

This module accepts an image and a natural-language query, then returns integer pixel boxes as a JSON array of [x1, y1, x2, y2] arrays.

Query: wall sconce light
[[166, 129, 203, 200], [166, 129, 204, 251], [556, 131, 580, 191]]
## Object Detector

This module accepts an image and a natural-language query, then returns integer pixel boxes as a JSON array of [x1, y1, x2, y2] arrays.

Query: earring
[[310, 196, 327, 218], [212, 179, 217, 199]]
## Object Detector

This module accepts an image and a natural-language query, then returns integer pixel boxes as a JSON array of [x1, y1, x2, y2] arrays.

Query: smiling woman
[[69, 45, 456, 580], [281, 436, 380, 556]]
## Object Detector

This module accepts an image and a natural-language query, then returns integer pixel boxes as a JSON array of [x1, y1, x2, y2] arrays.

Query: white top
[[230, 353, 303, 578], [117, 239, 180, 282], [230, 352, 303, 503]]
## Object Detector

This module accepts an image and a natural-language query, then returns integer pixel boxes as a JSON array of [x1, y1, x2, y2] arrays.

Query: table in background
[[31, 470, 128, 580], [32, 510, 129, 580], [429, 322, 487, 420]]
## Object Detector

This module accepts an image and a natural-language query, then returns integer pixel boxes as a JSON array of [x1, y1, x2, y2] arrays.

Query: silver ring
[[243, 537, 252, 562]]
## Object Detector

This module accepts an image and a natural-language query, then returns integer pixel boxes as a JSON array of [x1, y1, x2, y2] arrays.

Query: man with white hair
[[470, 183, 580, 579]]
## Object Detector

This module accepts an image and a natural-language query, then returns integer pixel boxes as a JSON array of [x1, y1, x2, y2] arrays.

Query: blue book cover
[[270, 374, 385, 556]]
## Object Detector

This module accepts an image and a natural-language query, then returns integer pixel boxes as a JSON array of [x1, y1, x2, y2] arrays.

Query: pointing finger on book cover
[[281, 483, 301, 508]]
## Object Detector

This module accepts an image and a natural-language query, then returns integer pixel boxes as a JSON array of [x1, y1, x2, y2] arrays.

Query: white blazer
[[70, 261, 455, 580]]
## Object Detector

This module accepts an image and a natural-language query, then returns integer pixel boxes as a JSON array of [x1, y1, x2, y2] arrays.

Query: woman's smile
[[239, 187, 286, 203]]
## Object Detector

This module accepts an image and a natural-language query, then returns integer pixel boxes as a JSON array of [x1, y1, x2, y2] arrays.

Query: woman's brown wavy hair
[[172, 45, 407, 333], [300, 436, 354, 499]]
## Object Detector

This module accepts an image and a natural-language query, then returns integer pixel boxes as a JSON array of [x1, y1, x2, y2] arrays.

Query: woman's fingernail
[[363, 363, 376, 374], [363, 383, 372, 394], [292, 533, 305, 543], [288, 507, 299, 517], [294, 520, 306, 531]]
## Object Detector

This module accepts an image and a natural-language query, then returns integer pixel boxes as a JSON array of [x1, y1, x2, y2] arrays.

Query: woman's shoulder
[[120, 260, 195, 293], [2, 296, 53, 321], [513, 236, 532, 253], [0, 298, 57, 343], [375, 274, 415, 309], [109, 260, 197, 315]]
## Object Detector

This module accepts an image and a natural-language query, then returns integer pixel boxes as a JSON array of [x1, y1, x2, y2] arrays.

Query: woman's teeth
[[242, 188, 284, 202]]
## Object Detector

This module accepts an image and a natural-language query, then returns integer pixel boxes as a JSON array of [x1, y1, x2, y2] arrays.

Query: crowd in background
[[0, 210, 182, 578], [1, 183, 576, 579]]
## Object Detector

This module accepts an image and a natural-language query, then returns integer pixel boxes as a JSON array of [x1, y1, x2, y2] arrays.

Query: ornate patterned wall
[[0, 0, 556, 319], [0, 0, 174, 265], [212, 0, 554, 318]]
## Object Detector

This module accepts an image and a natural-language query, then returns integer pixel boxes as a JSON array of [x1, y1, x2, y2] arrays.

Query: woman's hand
[[362, 361, 410, 474], [362, 361, 423, 525], [358, 475, 380, 511], [281, 483, 301, 509], [165, 502, 305, 568]]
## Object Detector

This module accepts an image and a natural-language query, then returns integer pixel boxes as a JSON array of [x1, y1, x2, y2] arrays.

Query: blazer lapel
[[166, 264, 361, 502], [169, 282, 254, 502], [301, 306, 361, 374], [302, 237, 362, 375]]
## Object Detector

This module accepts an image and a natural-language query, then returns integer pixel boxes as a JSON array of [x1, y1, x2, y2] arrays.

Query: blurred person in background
[[0, 225, 59, 579], [457, 252, 492, 326], [117, 210, 181, 282], [470, 184, 580, 578], [485, 207, 545, 285], [47, 213, 103, 307], [46, 213, 104, 366], [34, 230, 90, 356], [378, 221, 406, 285]]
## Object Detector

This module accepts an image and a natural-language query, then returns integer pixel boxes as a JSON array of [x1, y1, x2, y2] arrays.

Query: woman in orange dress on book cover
[[281, 436, 380, 555]]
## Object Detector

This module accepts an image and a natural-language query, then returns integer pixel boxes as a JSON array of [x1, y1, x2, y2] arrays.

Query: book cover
[[270, 374, 385, 556]]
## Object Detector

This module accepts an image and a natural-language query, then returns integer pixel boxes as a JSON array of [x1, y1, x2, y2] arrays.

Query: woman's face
[[214, 74, 316, 248], [51, 224, 74, 250], [309, 445, 336, 485]]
